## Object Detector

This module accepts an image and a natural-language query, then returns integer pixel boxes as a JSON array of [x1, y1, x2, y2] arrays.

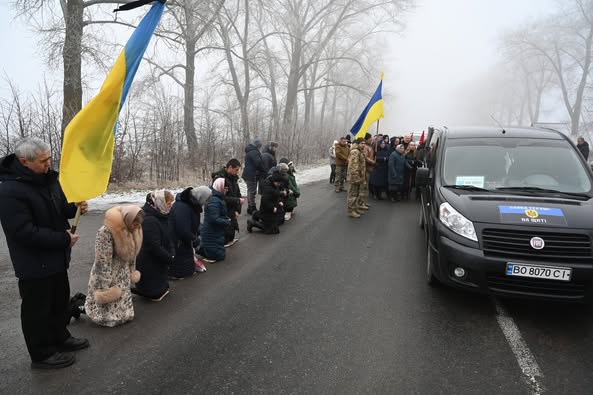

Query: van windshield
[[442, 138, 592, 194]]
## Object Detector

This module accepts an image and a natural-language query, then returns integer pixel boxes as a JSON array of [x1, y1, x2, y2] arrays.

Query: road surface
[[1, 181, 592, 394]]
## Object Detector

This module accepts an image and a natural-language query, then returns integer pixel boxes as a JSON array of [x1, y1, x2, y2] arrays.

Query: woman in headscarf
[[198, 178, 231, 263], [369, 139, 390, 199], [168, 186, 211, 279], [85, 205, 144, 327], [388, 144, 412, 202], [134, 190, 174, 302]]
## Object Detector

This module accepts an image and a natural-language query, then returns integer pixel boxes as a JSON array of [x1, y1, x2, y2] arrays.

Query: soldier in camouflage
[[357, 133, 376, 211], [347, 138, 366, 218]]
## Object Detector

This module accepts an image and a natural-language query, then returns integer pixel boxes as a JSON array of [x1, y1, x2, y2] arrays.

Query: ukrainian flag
[[350, 75, 384, 139], [59, 1, 165, 202]]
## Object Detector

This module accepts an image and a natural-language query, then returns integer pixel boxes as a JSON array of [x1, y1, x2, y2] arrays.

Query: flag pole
[[70, 206, 82, 234], [375, 119, 381, 153], [375, 71, 384, 154]]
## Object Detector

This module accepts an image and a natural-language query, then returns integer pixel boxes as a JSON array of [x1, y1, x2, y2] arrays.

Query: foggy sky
[[0, 0, 558, 134]]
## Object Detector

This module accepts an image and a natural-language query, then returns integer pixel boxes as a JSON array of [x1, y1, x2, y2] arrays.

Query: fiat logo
[[530, 237, 545, 250]]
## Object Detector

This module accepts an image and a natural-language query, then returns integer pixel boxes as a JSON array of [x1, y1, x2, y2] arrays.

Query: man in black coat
[[0, 138, 89, 369], [262, 142, 278, 173], [242, 138, 266, 214], [577, 136, 589, 161], [211, 158, 245, 246]]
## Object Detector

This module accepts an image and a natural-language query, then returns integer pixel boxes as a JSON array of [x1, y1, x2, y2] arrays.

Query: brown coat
[[85, 207, 143, 327], [335, 143, 350, 166]]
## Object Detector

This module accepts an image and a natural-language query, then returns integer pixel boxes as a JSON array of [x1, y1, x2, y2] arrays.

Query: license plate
[[506, 263, 571, 281]]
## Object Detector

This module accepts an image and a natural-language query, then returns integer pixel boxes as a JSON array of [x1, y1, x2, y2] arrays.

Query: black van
[[416, 126, 593, 301]]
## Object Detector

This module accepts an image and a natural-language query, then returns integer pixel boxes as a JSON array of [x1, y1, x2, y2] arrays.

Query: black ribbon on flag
[[114, 0, 166, 13]]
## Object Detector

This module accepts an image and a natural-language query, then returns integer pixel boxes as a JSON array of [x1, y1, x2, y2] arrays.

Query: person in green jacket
[[279, 158, 300, 221]]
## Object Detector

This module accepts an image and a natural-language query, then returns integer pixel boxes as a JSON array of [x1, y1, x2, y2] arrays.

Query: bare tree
[[12, 0, 144, 141], [148, 0, 225, 160], [512, 0, 593, 135]]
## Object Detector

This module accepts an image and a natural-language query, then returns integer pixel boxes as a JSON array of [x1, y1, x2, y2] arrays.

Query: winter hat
[[277, 163, 289, 174], [212, 177, 226, 194], [345, 134, 351, 141], [253, 137, 262, 148], [191, 186, 212, 206], [279, 157, 289, 164], [333, 140, 338, 145]]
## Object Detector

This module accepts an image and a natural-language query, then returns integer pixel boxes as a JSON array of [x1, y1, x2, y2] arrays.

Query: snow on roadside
[[88, 164, 330, 212]]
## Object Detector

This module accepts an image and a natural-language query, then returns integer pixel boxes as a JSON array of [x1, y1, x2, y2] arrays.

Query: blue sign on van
[[498, 206, 566, 225]]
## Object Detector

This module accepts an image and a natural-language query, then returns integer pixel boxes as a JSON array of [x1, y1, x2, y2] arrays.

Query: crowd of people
[[0, 137, 300, 369], [329, 132, 424, 217]]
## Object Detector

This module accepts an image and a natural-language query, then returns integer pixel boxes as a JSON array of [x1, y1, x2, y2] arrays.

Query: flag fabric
[[419, 130, 426, 145], [350, 76, 384, 139], [59, 1, 165, 202]]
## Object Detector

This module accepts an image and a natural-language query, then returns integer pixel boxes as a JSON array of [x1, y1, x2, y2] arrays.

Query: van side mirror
[[416, 167, 431, 187]]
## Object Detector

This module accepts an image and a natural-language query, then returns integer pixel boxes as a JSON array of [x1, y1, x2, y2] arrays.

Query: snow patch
[[88, 164, 330, 211]]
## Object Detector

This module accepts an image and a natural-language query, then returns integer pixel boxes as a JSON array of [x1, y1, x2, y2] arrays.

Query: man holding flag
[[0, 138, 89, 369], [0, 0, 166, 369]]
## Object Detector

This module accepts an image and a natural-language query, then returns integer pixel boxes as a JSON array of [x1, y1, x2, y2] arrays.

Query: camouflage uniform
[[357, 143, 375, 208], [334, 143, 350, 192], [347, 143, 365, 214]]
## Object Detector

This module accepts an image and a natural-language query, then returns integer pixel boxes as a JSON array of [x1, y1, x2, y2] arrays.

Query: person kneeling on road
[[197, 178, 231, 264], [133, 190, 175, 302], [85, 206, 144, 327], [247, 171, 284, 234]]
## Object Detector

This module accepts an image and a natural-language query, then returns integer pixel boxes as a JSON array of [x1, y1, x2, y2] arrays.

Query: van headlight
[[439, 202, 477, 241]]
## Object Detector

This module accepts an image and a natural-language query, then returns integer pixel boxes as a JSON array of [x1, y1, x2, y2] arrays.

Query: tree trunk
[[61, 0, 84, 143], [570, 23, 593, 136], [184, 39, 198, 159], [282, 38, 303, 131]]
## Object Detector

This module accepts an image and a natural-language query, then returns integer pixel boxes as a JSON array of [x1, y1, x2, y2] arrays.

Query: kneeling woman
[[85, 205, 144, 327], [198, 178, 231, 263], [134, 190, 174, 301]]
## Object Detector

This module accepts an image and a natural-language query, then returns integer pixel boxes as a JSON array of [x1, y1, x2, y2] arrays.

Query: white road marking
[[493, 299, 545, 395]]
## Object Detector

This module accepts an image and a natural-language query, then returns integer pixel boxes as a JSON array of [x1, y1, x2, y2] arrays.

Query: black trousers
[[18, 271, 71, 362], [329, 164, 336, 183]]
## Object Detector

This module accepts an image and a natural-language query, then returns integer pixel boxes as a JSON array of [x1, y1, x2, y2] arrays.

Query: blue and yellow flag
[[350, 74, 384, 139], [59, 1, 165, 202]]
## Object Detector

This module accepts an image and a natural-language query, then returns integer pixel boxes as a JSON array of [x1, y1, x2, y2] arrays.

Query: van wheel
[[426, 243, 439, 286], [418, 208, 424, 229]]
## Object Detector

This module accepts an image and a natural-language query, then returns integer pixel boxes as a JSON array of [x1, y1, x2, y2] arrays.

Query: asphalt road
[[1, 180, 592, 394]]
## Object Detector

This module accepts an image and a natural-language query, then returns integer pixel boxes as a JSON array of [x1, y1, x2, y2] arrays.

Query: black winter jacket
[[0, 154, 77, 279], [242, 144, 266, 182], [262, 146, 277, 173], [136, 203, 174, 295], [577, 142, 590, 161], [168, 188, 202, 278]]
